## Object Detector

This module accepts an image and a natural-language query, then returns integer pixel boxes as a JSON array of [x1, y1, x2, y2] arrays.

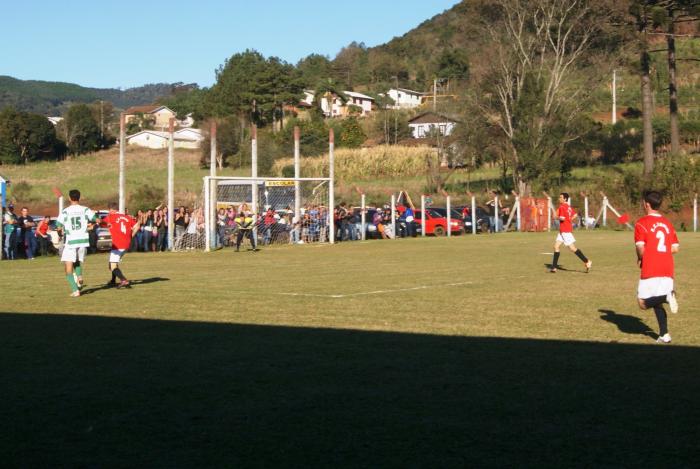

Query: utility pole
[[612, 70, 617, 125], [100, 100, 104, 146], [433, 78, 437, 112], [394, 76, 399, 144]]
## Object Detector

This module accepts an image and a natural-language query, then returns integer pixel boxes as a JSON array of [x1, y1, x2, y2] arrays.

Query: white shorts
[[61, 246, 86, 263], [109, 249, 126, 263], [556, 232, 576, 246], [638, 277, 674, 299]]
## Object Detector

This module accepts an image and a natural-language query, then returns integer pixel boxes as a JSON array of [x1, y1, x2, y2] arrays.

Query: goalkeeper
[[234, 211, 257, 252]]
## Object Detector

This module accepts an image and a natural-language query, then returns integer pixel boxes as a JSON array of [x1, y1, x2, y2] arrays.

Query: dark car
[[454, 205, 491, 233]]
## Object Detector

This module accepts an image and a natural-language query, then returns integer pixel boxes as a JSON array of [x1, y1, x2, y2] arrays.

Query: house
[[408, 112, 457, 138], [177, 113, 195, 128], [342, 91, 374, 116], [126, 128, 203, 150], [387, 88, 424, 109], [301, 90, 375, 117], [123, 105, 177, 130]]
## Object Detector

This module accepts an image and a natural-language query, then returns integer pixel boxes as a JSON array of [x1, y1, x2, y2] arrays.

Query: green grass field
[[2, 231, 699, 467]]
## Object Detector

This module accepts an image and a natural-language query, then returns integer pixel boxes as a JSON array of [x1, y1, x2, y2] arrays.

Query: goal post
[[202, 176, 333, 251]]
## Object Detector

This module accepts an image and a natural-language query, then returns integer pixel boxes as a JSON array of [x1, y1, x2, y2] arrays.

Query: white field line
[[276, 281, 475, 299]]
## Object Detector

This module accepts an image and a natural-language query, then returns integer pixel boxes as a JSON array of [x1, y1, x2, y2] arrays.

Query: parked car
[[414, 208, 463, 236], [454, 205, 491, 233], [95, 210, 112, 251]]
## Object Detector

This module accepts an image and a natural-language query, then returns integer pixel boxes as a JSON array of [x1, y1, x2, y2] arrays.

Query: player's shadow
[[80, 277, 170, 295], [3, 313, 699, 468], [598, 308, 657, 339], [544, 263, 588, 274]]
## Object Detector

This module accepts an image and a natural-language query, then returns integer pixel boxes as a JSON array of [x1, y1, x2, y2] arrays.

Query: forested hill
[[0, 76, 178, 115]]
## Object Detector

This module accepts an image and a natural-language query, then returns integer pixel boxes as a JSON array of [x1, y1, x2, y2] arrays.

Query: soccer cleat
[[585, 260, 592, 273], [549, 268, 557, 273], [656, 333, 672, 344], [70, 290, 81, 298], [117, 280, 131, 289], [667, 291, 679, 314]]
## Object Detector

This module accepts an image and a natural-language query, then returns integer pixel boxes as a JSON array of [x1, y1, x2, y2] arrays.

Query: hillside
[[0, 76, 180, 115]]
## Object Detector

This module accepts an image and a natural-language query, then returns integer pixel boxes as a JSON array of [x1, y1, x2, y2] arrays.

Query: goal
[[195, 176, 333, 251]]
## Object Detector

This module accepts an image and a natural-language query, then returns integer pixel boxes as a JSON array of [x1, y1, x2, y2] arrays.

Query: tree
[[0, 108, 61, 164], [161, 84, 207, 122], [297, 54, 334, 86], [208, 50, 303, 128], [88, 100, 115, 148], [60, 104, 101, 155], [478, 0, 611, 194], [435, 49, 470, 84], [339, 117, 366, 148], [200, 118, 241, 169]]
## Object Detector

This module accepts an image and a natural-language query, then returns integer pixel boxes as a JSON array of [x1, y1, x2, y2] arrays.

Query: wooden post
[[119, 113, 126, 213], [167, 118, 175, 250]]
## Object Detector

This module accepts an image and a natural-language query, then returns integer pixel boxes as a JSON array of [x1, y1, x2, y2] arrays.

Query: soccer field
[[2, 231, 699, 467]]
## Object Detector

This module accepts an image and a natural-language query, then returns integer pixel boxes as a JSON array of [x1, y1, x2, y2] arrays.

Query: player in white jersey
[[55, 189, 99, 297]]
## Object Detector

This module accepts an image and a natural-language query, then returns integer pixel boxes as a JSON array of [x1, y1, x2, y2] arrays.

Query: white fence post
[[204, 176, 211, 252], [602, 196, 608, 227], [515, 196, 521, 231], [421, 195, 426, 237], [546, 196, 552, 232], [446, 195, 451, 237], [694, 194, 697, 233], [494, 195, 500, 233], [167, 118, 175, 251], [391, 193, 396, 239], [584, 196, 589, 230], [294, 126, 301, 223], [361, 193, 366, 241], [471, 196, 476, 234], [210, 121, 217, 248], [328, 129, 335, 244]]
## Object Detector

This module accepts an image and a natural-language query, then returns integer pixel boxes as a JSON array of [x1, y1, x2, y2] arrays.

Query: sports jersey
[[57, 204, 97, 248], [104, 212, 137, 250], [634, 213, 679, 279], [558, 203, 575, 233]]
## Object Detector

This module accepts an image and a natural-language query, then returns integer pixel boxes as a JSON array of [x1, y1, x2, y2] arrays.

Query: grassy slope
[[1, 147, 248, 212], [1, 232, 699, 466]]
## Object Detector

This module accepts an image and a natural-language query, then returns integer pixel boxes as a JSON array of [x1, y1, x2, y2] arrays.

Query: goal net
[[173, 176, 333, 251]]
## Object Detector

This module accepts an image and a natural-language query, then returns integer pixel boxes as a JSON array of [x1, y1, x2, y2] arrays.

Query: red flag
[[617, 213, 629, 224]]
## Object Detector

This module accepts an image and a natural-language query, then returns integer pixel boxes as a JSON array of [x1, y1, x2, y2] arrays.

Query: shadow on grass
[[1, 313, 698, 467], [544, 263, 589, 274], [80, 277, 170, 295], [599, 309, 657, 339]]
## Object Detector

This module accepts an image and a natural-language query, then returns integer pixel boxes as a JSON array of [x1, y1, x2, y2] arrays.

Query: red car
[[414, 208, 464, 236]]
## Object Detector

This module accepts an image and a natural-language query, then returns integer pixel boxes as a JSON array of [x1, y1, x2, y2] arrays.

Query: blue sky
[[1, 0, 460, 89]]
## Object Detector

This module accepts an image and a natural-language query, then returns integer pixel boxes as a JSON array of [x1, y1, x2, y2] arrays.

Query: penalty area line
[[275, 281, 474, 299]]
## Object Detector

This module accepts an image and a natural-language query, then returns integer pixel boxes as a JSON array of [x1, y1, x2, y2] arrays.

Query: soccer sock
[[66, 274, 79, 293], [552, 252, 560, 268], [644, 295, 667, 308], [112, 268, 126, 282], [74, 263, 83, 279], [574, 249, 589, 263], [653, 305, 669, 336]]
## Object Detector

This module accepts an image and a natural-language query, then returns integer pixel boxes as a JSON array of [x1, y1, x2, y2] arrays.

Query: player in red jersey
[[634, 190, 680, 343], [103, 202, 140, 288], [550, 193, 592, 273]]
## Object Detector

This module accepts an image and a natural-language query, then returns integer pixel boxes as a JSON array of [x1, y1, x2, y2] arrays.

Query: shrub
[[129, 184, 165, 211], [10, 180, 34, 203]]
